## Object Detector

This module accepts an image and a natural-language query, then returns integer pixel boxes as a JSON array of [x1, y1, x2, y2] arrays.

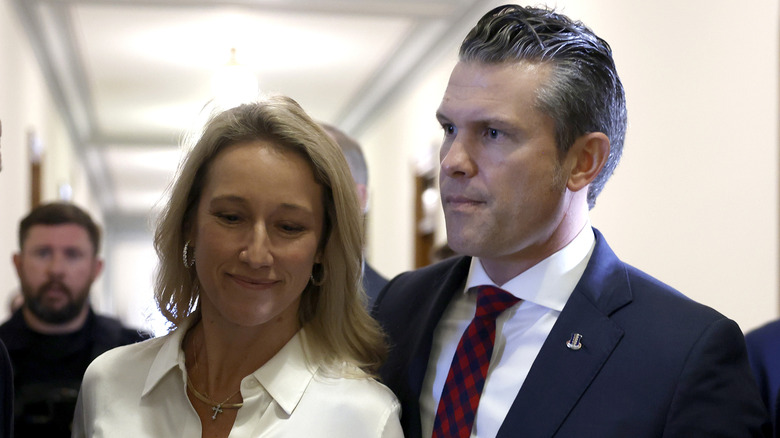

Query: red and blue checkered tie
[[432, 285, 520, 438]]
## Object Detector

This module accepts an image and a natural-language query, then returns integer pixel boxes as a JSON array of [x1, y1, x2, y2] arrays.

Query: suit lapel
[[498, 229, 632, 437], [407, 257, 472, 398], [390, 257, 471, 438]]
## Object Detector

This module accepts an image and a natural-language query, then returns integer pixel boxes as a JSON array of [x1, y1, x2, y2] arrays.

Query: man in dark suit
[[321, 123, 389, 306], [374, 5, 770, 437]]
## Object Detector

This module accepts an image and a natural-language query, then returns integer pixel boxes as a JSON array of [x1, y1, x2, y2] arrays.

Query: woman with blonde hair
[[73, 96, 402, 437]]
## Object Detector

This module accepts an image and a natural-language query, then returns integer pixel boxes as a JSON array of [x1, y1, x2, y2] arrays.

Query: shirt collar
[[465, 223, 596, 311], [142, 316, 192, 398], [142, 319, 318, 417], [250, 328, 318, 416]]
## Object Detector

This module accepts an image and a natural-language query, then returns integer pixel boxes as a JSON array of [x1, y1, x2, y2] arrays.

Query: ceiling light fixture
[[211, 48, 258, 109]]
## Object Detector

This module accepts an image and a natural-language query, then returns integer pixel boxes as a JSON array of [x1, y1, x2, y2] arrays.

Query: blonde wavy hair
[[153, 96, 386, 374]]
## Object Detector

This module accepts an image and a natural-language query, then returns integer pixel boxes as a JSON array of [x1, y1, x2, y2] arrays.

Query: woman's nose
[[239, 225, 274, 269]]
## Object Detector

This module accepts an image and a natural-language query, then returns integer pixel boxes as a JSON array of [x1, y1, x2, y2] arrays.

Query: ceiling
[[12, 0, 492, 219]]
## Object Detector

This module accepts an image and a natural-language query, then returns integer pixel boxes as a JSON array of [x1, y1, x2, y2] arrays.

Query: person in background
[[72, 97, 402, 437], [374, 4, 769, 437], [746, 319, 780, 437], [0, 119, 14, 438], [0, 202, 149, 437], [320, 123, 388, 307]]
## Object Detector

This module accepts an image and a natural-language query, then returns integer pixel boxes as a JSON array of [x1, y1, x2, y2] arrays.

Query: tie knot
[[474, 285, 520, 320]]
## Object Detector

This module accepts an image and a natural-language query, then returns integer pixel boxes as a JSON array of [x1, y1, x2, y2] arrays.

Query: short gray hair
[[460, 4, 627, 208]]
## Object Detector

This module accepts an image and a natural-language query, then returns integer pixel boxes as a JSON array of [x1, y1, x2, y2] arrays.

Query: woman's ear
[[565, 132, 610, 192]]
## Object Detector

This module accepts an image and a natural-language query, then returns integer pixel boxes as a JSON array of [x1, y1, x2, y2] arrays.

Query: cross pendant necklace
[[187, 376, 244, 420], [186, 330, 243, 420]]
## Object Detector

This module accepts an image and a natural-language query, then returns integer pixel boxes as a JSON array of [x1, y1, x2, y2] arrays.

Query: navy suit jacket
[[775, 390, 780, 438], [374, 229, 770, 437], [746, 319, 780, 437], [364, 262, 389, 309]]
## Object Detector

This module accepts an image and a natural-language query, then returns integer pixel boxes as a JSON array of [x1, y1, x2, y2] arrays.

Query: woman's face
[[191, 140, 324, 333]]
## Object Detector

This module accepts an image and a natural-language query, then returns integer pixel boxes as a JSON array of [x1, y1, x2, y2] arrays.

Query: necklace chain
[[186, 327, 243, 420], [186, 376, 243, 420]]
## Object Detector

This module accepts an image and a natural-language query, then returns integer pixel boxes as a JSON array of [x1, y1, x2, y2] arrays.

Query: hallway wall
[[0, 0, 102, 321], [360, 0, 780, 332], [0, 0, 777, 334]]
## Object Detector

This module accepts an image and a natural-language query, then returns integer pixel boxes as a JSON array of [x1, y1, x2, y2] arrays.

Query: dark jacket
[[0, 308, 149, 437], [374, 228, 770, 438], [746, 319, 780, 438], [0, 340, 12, 438], [363, 262, 389, 309]]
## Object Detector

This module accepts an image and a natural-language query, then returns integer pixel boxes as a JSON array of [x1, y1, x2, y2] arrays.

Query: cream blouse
[[72, 321, 402, 437]]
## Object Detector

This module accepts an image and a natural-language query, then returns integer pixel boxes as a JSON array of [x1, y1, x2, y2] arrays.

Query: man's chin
[[27, 301, 84, 325], [38, 295, 70, 308]]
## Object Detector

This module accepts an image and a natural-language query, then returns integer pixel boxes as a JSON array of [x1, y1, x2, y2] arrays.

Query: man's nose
[[46, 252, 67, 278], [440, 135, 476, 178]]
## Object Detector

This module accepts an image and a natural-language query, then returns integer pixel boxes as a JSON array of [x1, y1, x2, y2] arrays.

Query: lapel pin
[[566, 333, 583, 351]]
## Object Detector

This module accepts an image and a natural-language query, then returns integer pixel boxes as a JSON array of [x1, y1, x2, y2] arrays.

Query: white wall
[[579, 0, 779, 332], [362, 61, 453, 278], [1, 0, 777, 334], [360, 0, 779, 333], [105, 222, 167, 335], [0, 0, 102, 322]]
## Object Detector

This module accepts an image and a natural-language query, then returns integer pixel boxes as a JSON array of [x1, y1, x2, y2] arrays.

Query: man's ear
[[93, 258, 104, 279], [566, 132, 610, 192], [12, 253, 22, 277], [355, 183, 368, 214]]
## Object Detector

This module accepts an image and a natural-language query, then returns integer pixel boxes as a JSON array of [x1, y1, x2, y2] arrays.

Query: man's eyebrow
[[435, 111, 448, 123]]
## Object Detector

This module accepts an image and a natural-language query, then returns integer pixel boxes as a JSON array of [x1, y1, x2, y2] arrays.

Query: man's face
[[437, 61, 575, 283], [13, 224, 103, 324]]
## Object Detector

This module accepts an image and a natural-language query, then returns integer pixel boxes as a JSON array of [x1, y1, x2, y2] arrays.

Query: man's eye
[[487, 128, 501, 139], [65, 249, 84, 260], [34, 248, 51, 258], [441, 124, 455, 135]]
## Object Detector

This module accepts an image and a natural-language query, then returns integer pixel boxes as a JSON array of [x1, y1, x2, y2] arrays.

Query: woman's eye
[[487, 128, 501, 139], [279, 223, 305, 234], [216, 213, 241, 223]]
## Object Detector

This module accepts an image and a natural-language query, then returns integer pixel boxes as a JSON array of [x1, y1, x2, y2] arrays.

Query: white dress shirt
[[73, 319, 402, 437], [420, 225, 595, 438]]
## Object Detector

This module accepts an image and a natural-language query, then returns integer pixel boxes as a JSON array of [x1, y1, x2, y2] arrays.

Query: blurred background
[[0, 0, 777, 336]]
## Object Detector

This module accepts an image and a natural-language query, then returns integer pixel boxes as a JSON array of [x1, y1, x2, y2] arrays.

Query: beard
[[23, 280, 90, 324]]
